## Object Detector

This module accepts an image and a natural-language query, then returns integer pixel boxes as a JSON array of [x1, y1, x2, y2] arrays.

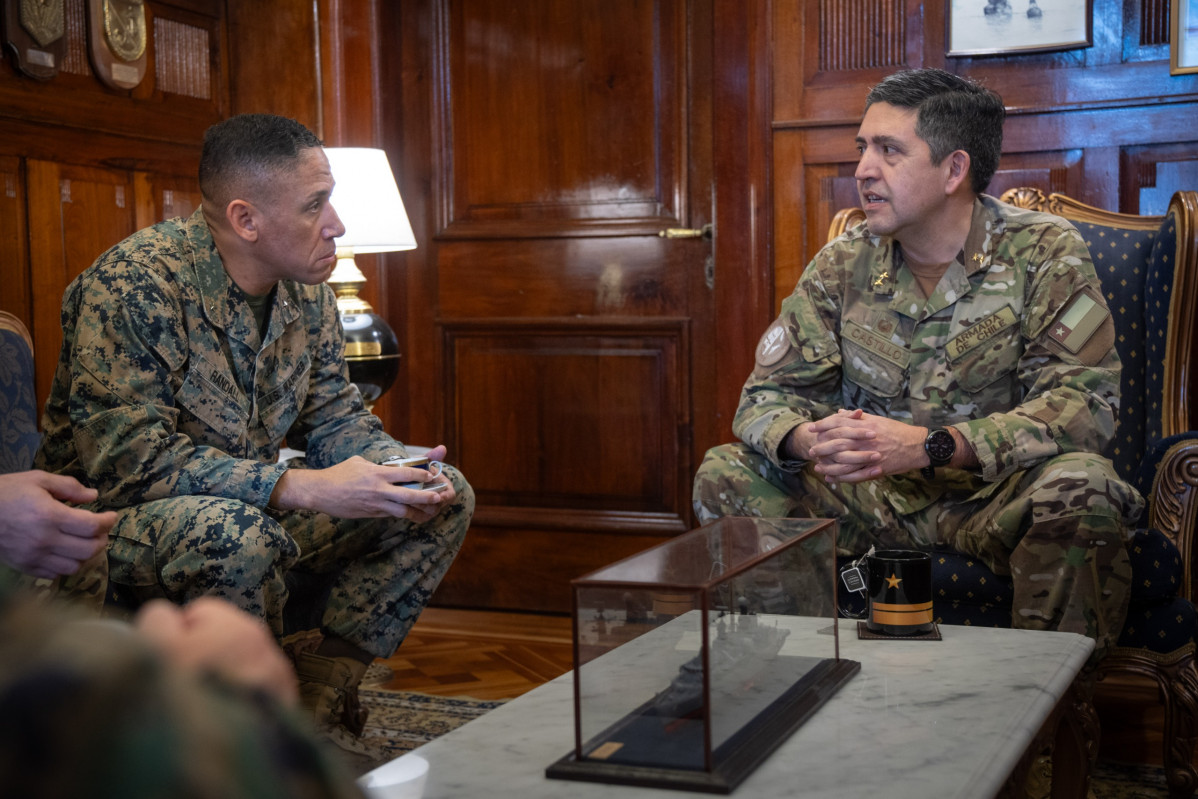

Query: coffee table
[[405, 623, 1094, 798]]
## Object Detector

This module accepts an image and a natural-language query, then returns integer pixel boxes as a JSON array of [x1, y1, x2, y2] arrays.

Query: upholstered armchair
[[0, 311, 39, 475], [829, 188, 1198, 798]]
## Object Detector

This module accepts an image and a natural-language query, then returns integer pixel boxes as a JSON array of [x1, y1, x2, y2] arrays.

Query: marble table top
[[408, 622, 1094, 798]]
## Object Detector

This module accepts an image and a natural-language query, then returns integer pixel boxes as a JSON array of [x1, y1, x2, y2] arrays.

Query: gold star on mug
[[886, 573, 902, 589]]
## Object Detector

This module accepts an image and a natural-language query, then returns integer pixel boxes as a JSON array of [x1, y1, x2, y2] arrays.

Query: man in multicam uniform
[[693, 68, 1142, 659], [34, 113, 474, 769]]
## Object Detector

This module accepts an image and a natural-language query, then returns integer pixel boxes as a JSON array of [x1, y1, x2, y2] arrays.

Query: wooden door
[[388, 0, 725, 612]]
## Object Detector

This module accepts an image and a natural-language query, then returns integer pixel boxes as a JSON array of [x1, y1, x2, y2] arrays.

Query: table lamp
[[324, 147, 416, 409]]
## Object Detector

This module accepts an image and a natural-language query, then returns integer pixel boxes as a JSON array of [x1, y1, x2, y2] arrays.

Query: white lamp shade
[[325, 147, 417, 253]]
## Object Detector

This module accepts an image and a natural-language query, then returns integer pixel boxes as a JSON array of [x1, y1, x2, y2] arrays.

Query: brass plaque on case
[[86, 0, 147, 89], [2, 0, 66, 80]]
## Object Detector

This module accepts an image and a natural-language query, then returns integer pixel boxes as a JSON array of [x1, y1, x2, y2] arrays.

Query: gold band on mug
[[870, 601, 934, 626]]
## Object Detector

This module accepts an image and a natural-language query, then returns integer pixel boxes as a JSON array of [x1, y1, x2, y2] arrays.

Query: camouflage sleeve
[[956, 223, 1120, 481], [283, 286, 409, 468], [732, 254, 845, 470], [62, 265, 289, 508]]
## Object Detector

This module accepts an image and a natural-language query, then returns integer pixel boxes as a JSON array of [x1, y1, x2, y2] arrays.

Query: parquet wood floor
[[373, 607, 574, 700]]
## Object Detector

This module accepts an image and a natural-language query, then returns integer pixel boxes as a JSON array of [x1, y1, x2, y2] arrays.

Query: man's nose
[[326, 207, 347, 239], [854, 152, 875, 181]]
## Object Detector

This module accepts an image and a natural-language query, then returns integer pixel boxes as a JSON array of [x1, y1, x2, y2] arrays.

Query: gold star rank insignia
[[873, 271, 889, 290], [972, 253, 984, 264], [886, 573, 902, 589]]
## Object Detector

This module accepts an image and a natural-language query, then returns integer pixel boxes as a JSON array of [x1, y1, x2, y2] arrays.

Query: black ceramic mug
[[865, 549, 934, 635]]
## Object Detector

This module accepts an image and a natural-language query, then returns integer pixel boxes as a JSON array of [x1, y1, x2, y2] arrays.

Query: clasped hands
[[270, 444, 456, 522], [792, 409, 928, 484]]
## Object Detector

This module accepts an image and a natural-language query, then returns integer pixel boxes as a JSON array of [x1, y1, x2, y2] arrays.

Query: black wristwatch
[[922, 427, 955, 479]]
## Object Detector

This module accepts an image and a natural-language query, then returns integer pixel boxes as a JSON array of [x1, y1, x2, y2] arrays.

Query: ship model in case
[[547, 517, 859, 793]]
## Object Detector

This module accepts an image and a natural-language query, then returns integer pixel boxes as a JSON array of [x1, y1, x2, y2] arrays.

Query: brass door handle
[[658, 223, 712, 240]]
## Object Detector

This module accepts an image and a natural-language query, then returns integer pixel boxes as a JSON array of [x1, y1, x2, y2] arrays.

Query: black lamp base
[[342, 311, 400, 408]]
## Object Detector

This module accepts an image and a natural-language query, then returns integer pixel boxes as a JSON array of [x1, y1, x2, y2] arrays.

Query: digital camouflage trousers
[[693, 443, 1143, 658], [105, 464, 473, 659]]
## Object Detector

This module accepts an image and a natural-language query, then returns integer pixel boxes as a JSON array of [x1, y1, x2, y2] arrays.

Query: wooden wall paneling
[[1121, 141, 1198, 215], [0, 0, 226, 146], [985, 149, 1086, 202], [0, 157, 30, 328], [26, 160, 138, 412], [316, 0, 382, 146], [1002, 103, 1198, 211], [1123, 0, 1172, 61], [771, 0, 919, 127], [711, 0, 774, 436], [132, 171, 201, 230], [151, 3, 225, 106], [380, 0, 429, 448], [225, 0, 319, 128], [316, 0, 398, 435]]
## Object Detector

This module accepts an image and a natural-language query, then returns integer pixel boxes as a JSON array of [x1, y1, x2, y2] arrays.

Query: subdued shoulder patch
[[756, 322, 791, 367], [1047, 288, 1109, 355]]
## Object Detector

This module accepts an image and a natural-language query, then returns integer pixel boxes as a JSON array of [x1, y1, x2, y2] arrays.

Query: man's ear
[[226, 199, 260, 243], [944, 150, 972, 195]]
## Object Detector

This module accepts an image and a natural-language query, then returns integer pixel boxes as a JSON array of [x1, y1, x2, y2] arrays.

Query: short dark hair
[[865, 68, 1005, 194], [199, 114, 323, 207]]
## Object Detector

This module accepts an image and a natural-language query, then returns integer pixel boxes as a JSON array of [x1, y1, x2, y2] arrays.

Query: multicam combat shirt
[[35, 208, 406, 509], [737, 194, 1119, 489]]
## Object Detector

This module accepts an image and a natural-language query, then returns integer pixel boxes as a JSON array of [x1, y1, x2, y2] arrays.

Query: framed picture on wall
[[1173, 0, 1198, 75], [947, 0, 1092, 57]]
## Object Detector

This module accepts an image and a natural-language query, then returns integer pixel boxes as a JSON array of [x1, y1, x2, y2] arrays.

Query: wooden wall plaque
[[86, 0, 147, 89], [3, 0, 67, 79]]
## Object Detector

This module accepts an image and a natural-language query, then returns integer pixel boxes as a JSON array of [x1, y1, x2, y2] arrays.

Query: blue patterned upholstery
[[0, 313, 39, 475], [1084, 220, 1158, 480]]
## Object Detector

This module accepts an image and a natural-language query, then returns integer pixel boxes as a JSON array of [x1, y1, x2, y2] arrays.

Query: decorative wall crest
[[102, 0, 144, 61], [86, 0, 147, 89], [2, 0, 66, 79], [20, 0, 63, 47]]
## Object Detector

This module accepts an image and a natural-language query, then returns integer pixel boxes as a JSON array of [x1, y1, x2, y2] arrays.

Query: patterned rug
[[1091, 761, 1171, 798], [357, 686, 1174, 796], [358, 688, 506, 766]]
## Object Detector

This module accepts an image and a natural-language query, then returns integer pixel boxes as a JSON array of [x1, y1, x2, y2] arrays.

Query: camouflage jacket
[[35, 208, 407, 510], [736, 195, 1119, 488]]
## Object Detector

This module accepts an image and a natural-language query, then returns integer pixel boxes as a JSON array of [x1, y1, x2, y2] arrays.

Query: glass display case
[[546, 517, 858, 793]]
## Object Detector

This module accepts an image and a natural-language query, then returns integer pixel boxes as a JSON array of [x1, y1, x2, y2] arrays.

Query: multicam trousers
[[106, 464, 473, 659], [693, 443, 1143, 657]]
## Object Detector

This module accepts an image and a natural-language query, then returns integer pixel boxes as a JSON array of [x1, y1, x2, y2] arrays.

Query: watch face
[[926, 428, 955, 465]]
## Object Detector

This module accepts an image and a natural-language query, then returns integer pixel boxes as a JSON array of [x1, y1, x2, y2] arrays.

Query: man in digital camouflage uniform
[[34, 113, 474, 769], [693, 68, 1142, 659]]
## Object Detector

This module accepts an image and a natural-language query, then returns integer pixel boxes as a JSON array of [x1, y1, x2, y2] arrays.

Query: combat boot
[[294, 651, 388, 774]]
